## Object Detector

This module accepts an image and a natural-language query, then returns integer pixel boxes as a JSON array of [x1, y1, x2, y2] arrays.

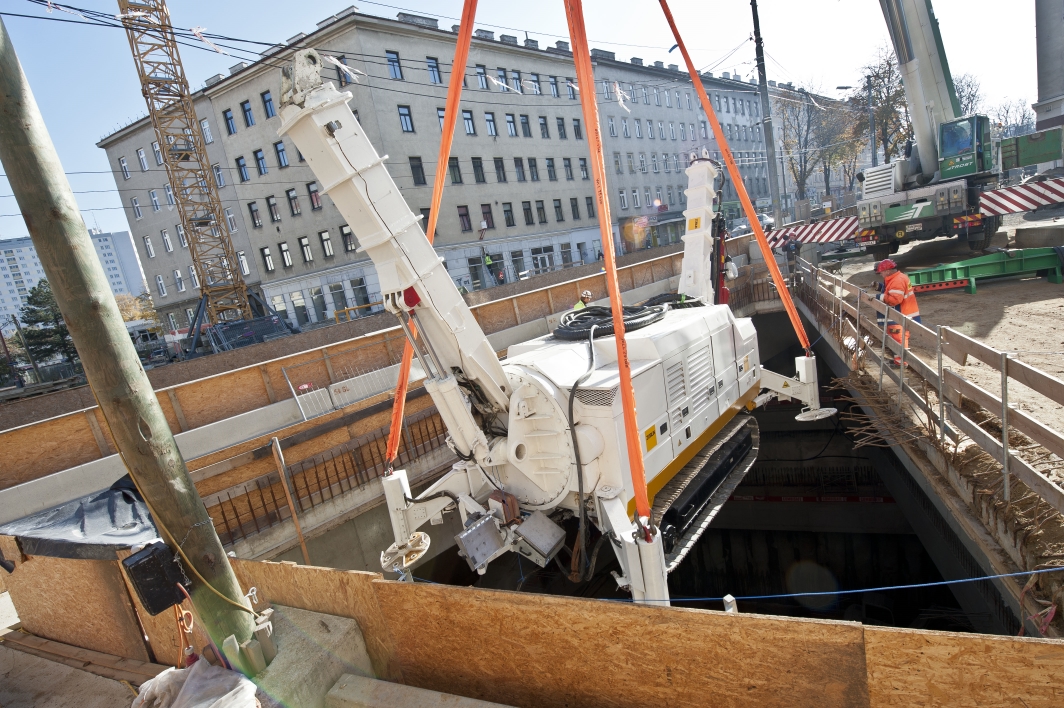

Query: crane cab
[[939, 114, 994, 181]]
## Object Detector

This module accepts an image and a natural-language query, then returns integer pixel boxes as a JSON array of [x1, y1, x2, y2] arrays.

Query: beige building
[[98, 8, 772, 332]]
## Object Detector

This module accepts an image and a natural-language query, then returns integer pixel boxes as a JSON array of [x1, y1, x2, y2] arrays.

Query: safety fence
[[204, 407, 448, 546], [726, 262, 786, 316]]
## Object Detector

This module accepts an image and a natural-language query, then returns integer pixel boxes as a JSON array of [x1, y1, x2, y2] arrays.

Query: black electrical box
[[121, 542, 187, 616]]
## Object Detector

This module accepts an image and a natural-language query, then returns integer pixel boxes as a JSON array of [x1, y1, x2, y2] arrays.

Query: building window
[[177, 224, 187, 247], [261, 90, 276, 119], [236, 251, 250, 276], [613, 152, 622, 174], [279, 242, 292, 267], [608, 117, 616, 137], [679, 123, 686, 140], [553, 199, 565, 221], [307, 182, 322, 210], [567, 78, 577, 99], [266, 195, 281, 222], [511, 70, 522, 93], [241, 100, 254, 127], [275, 141, 289, 167], [622, 118, 631, 138], [200, 118, 213, 143], [298, 236, 313, 262], [386, 51, 403, 79], [546, 158, 557, 181], [449, 157, 463, 184], [535, 200, 547, 223], [164, 184, 175, 206], [502, 202, 515, 227], [137, 148, 148, 171], [570, 197, 581, 220], [162, 229, 173, 252], [529, 73, 541, 94], [631, 189, 641, 208], [254, 149, 268, 175], [223, 109, 236, 134], [286, 188, 301, 215], [476, 65, 488, 89], [664, 153, 671, 172], [427, 57, 442, 84], [472, 157, 486, 183], [174, 269, 185, 292], [701, 121, 708, 139], [119, 157, 130, 179], [212, 163, 225, 187], [130, 196, 143, 220], [579, 158, 589, 179], [658, 121, 666, 139], [645, 188, 652, 207], [522, 201, 534, 225], [152, 141, 163, 165], [496, 67, 508, 91], [563, 158, 573, 180], [410, 157, 426, 186], [225, 208, 237, 232], [634, 120, 643, 139], [506, 114, 517, 137], [463, 110, 476, 135], [539, 116, 550, 138], [481, 204, 495, 229], [548, 76, 560, 97], [485, 112, 497, 136], [494, 157, 506, 182], [236, 156, 249, 182], [586, 196, 596, 218], [627, 153, 635, 173], [318, 230, 334, 258], [667, 186, 674, 205], [457, 205, 472, 231], [602, 80, 613, 100], [143, 235, 154, 258], [398, 105, 414, 132], [341, 225, 356, 251], [656, 186, 663, 204], [261, 247, 274, 272], [652, 153, 659, 172], [639, 153, 647, 172], [248, 201, 262, 227], [190, 267, 201, 289], [619, 190, 628, 209], [520, 115, 532, 138], [514, 158, 526, 182], [156, 275, 166, 296], [528, 158, 540, 181]]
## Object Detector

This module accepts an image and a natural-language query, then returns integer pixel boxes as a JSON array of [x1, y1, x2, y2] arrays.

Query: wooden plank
[[166, 389, 188, 432], [230, 559, 403, 682], [944, 369, 1064, 462], [2, 555, 150, 662], [83, 409, 113, 456], [947, 406, 1064, 515], [259, 365, 278, 404], [1009, 357, 1064, 411], [1, 630, 166, 678], [864, 625, 1064, 707], [373, 580, 870, 708]]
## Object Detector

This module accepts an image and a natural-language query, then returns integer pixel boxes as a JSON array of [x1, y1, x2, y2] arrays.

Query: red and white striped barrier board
[[979, 178, 1064, 216], [764, 216, 859, 247]]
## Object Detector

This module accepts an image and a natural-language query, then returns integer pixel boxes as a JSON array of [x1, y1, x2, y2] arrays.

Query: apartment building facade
[[98, 8, 773, 332]]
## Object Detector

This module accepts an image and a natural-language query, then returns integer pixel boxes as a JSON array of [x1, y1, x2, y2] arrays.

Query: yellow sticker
[[782, 381, 790, 388], [688, 217, 701, 231], [645, 426, 658, 452]]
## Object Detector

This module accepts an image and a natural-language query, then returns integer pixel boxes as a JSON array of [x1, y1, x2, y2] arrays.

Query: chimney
[[668, 63, 678, 72], [316, 15, 338, 29], [555, 40, 570, 51], [229, 61, 249, 75], [768, 80, 776, 87], [749, 77, 757, 84], [706, 71, 714, 78], [204, 73, 225, 87], [474, 29, 495, 40], [397, 13, 439, 30], [286, 33, 306, 45], [334, 5, 357, 19], [631, 57, 643, 65], [653, 61, 664, 68], [590, 48, 616, 61], [722, 71, 730, 79], [524, 38, 539, 49], [452, 24, 461, 33], [500, 34, 518, 45]]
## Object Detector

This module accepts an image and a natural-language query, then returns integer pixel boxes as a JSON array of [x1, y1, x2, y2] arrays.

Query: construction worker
[[574, 290, 593, 310], [873, 258, 920, 365]]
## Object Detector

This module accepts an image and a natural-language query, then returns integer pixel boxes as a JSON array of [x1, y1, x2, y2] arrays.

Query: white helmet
[[581, 290, 593, 299]]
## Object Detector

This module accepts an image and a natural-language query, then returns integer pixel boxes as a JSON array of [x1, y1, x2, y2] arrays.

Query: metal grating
[[576, 387, 618, 407], [666, 360, 686, 404]]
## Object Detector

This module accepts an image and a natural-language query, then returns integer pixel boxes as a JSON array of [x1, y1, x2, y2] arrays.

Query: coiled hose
[[553, 304, 666, 341]]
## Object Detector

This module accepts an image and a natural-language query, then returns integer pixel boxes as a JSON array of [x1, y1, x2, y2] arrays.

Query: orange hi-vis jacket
[[882, 270, 919, 318]]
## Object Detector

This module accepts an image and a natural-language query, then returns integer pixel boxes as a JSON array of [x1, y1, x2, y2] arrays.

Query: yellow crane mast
[[117, 0, 252, 323]]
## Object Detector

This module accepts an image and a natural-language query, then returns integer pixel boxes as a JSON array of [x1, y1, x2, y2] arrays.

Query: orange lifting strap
[[385, 0, 478, 467], [658, 0, 812, 353]]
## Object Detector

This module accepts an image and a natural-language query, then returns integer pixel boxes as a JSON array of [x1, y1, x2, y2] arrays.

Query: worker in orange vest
[[874, 258, 920, 366]]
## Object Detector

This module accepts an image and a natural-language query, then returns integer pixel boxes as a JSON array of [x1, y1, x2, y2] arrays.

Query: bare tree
[[991, 98, 1035, 138], [774, 87, 822, 200], [954, 73, 984, 115], [847, 46, 912, 163], [813, 98, 859, 196]]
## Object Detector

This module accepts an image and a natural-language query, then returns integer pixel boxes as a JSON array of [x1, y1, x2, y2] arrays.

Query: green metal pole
[[0, 17, 254, 655]]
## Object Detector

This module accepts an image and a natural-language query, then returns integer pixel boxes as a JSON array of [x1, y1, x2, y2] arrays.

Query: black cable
[[640, 292, 703, 309], [567, 325, 598, 583], [553, 304, 665, 341]]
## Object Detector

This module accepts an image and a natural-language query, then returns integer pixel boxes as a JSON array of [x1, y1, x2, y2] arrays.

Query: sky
[[0, 0, 1038, 241]]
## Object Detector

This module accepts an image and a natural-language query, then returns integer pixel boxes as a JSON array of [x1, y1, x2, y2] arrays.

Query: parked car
[[731, 213, 775, 235]]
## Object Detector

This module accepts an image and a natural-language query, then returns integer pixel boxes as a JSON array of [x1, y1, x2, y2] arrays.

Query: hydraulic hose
[[553, 304, 665, 341], [567, 325, 598, 582]]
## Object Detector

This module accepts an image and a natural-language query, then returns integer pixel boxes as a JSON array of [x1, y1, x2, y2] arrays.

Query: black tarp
[[0, 476, 158, 560]]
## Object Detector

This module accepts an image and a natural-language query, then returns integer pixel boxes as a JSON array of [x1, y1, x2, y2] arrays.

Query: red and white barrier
[[979, 178, 1064, 216], [765, 216, 859, 247]]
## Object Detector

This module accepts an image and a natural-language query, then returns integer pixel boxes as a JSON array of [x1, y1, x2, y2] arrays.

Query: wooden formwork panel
[[373, 581, 870, 708], [177, 366, 273, 430], [864, 626, 1064, 707], [0, 413, 102, 489], [513, 290, 551, 322], [552, 282, 580, 313], [472, 300, 519, 335], [1, 547, 150, 663], [230, 559, 402, 682]]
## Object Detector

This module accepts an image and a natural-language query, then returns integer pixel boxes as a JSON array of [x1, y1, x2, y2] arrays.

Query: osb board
[[472, 300, 518, 335], [154, 388, 182, 434], [372, 581, 870, 708], [230, 559, 402, 682], [864, 626, 1064, 707], [0, 413, 102, 489], [4, 554, 150, 662], [177, 366, 272, 429], [512, 290, 551, 322]]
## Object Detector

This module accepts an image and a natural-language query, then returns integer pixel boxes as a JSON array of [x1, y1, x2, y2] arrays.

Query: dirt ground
[[834, 216, 1064, 438]]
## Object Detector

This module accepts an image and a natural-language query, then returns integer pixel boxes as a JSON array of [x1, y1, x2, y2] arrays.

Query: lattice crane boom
[[118, 0, 252, 322]]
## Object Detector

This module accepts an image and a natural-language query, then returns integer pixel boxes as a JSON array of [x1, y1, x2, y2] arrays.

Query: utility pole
[[0, 17, 254, 655], [867, 75, 878, 167], [10, 315, 40, 382], [750, 0, 783, 228]]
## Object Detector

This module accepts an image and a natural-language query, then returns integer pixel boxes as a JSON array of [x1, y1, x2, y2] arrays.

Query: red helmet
[[875, 258, 898, 274]]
